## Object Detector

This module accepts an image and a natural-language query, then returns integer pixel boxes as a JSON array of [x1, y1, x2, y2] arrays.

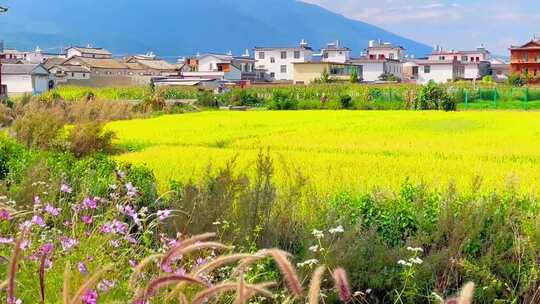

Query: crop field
[[109, 110, 540, 194]]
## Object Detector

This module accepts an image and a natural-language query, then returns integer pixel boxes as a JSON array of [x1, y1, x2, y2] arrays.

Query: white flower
[[406, 246, 424, 253], [366, 289, 372, 294], [312, 229, 324, 239], [397, 260, 412, 267], [329, 225, 344, 234], [309, 245, 319, 252], [409, 257, 423, 264], [297, 259, 319, 268], [212, 221, 221, 225]]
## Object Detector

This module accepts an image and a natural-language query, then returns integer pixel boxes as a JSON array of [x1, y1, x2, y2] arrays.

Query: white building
[[66, 46, 113, 59], [254, 40, 313, 81], [349, 59, 403, 82], [25, 47, 65, 64], [428, 46, 491, 80], [180, 52, 262, 82], [321, 41, 350, 63], [0, 64, 50, 95], [366, 40, 405, 61], [410, 60, 464, 84]]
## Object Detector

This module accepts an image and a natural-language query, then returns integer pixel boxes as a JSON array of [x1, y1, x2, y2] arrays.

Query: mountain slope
[[0, 0, 432, 57]]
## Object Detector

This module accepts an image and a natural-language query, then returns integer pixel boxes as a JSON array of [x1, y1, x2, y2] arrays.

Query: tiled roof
[[1, 64, 49, 75], [74, 57, 128, 69]]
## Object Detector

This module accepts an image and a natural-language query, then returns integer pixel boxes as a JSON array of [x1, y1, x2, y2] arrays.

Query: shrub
[[0, 103, 13, 127], [67, 122, 116, 157], [379, 73, 401, 82], [10, 103, 66, 150], [196, 90, 217, 107], [340, 94, 352, 109], [508, 74, 526, 87], [481, 75, 495, 83], [268, 91, 297, 110], [414, 81, 455, 111], [350, 69, 359, 83]]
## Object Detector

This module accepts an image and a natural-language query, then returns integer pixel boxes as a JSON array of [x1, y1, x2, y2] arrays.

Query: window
[[258, 52, 265, 59], [424, 65, 431, 74], [294, 51, 300, 59], [439, 56, 445, 60], [82, 73, 86, 78], [280, 65, 287, 73], [390, 53, 395, 60], [280, 51, 287, 59], [270, 72, 275, 78], [461, 56, 468, 62], [270, 57, 275, 63], [71, 72, 75, 77], [258, 65, 265, 69]]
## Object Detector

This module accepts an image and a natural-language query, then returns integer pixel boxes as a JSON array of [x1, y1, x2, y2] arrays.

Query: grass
[[108, 110, 540, 194]]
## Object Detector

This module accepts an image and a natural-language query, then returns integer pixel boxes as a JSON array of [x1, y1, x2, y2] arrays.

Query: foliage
[[67, 122, 116, 157], [415, 80, 456, 111], [339, 94, 352, 109], [196, 90, 217, 107], [349, 69, 359, 83], [508, 74, 526, 87], [10, 102, 66, 150], [378, 73, 401, 82], [268, 91, 297, 110], [481, 75, 495, 84]]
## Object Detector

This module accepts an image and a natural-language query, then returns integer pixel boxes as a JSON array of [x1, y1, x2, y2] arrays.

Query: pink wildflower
[[78, 262, 88, 275], [81, 215, 93, 225], [81, 289, 98, 304], [157, 209, 171, 221], [44, 204, 60, 216], [59, 236, 78, 251], [60, 183, 72, 194], [0, 209, 12, 221]]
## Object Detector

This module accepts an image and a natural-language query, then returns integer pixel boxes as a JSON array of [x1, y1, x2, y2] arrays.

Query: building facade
[[510, 39, 540, 77], [254, 40, 313, 81], [412, 60, 465, 84], [321, 41, 350, 63], [292, 62, 361, 84], [0, 64, 50, 95], [366, 40, 405, 61]]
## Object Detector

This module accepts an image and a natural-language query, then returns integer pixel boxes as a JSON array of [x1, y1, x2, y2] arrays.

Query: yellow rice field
[[108, 111, 540, 194]]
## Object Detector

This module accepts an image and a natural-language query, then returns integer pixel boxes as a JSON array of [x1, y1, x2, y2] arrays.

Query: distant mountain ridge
[[0, 0, 432, 58]]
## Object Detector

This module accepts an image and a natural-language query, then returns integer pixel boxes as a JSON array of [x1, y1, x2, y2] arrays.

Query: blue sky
[[302, 0, 540, 55]]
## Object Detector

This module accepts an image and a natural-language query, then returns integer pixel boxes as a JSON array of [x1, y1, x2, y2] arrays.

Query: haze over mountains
[[0, 0, 432, 58]]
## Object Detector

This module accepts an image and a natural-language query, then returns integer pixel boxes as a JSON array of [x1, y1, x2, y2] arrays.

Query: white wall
[[464, 64, 480, 80], [360, 62, 385, 82], [322, 50, 350, 63], [255, 49, 312, 81], [33, 75, 49, 94], [3, 75, 34, 94], [417, 64, 456, 84]]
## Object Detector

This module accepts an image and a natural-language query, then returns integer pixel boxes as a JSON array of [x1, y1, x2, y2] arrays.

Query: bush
[[481, 75, 495, 83], [67, 122, 116, 157], [415, 81, 456, 111], [379, 73, 401, 82], [340, 94, 352, 109], [268, 91, 297, 110], [196, 90, 217, 107], [350, 69, 359, 83], [508, 74, 526, 87], [0, 103, 13, 127], [11, 103, 66, 149]]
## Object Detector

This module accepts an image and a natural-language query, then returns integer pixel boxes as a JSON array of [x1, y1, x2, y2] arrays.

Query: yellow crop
[[108, 111, 540, 194]]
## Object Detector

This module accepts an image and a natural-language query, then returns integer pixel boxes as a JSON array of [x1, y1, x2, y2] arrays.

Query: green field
[[109, 111, 540, 194]]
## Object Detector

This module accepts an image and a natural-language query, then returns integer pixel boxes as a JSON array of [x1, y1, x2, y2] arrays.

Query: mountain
[[0, 0, 432, 58]]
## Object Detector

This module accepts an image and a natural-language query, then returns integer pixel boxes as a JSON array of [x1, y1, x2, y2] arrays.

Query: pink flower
[[81, 215, 93, 225], [129, 259, 138, 268], [120, 205, 136, 217], [60, 236, 78, 251], [97, 280, 116, 293], [0, 209, 12, 221], [100, 223, 113, 234], [60, 183, 72, 193], [109, 239, 121, 248], [125, 235, 138, 244], [19, 239, 31, 250], [125, 182, 138, 197], [161, 262, 173, 273], [40, 242, 54, 255], [44, 204, 61, 217], [34, 196, 42, 205], [32, 215, 46, 227], [0, 237, 14, 244], [78, 262, 88, 275], [112, 220, 128, 235], [83, 197, 97, 209], [157, 209, 171, 221], [81, 289, 98, 304]]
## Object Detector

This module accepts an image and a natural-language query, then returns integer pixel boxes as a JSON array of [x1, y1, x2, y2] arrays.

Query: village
[[0, 36, 538, 97]]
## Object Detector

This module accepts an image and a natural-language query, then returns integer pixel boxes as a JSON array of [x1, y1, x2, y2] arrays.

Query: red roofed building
[[510, 39, 540, 77]]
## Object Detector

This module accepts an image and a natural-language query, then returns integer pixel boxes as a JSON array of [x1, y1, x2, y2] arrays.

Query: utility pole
[[0, 5, 7, 98]]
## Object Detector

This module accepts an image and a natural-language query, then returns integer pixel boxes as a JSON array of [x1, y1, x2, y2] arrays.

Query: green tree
[[321, 68, 330, 83], [414, 80, 455, 111], [350, 68, 359, 83]]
